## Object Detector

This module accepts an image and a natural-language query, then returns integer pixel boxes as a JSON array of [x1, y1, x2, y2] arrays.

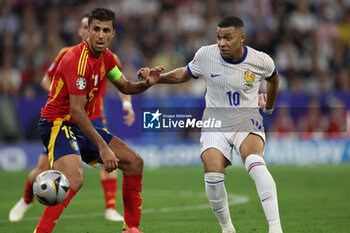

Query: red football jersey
[[41, 41, 120, 124]]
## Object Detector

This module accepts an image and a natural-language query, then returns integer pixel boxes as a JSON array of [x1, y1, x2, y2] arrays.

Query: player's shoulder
[[246, 46, 275, 75], [110, 51, 122, 70], [246, 46, 273, 62], [103, 48, 114, 57], [102, 48, 117, 62], [103, 48, 119, 62]]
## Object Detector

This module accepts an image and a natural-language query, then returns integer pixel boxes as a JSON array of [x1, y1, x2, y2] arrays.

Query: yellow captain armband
[[107, 66, 123, 82]]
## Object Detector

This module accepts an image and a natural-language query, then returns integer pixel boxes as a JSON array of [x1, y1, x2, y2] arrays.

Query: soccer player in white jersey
[[138, 16, 282, 233]]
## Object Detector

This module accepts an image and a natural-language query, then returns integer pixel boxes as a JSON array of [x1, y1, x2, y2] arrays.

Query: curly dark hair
[[88, 8, 116, 29]]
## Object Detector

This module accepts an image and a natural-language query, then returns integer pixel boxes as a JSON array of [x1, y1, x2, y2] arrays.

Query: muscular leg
[[201, 148, 235, 233], [35, 154, 83, 233], [108, 137, 143, 175], [107, 137, 143, 231], [9, 154, 50, 222], [240, 133, 282, 233], [53, 154, 84, 192]]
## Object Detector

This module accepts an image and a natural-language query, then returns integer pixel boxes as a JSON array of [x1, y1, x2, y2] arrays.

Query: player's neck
[[86, 39, 103, 58], [227, 46, 245, 62]]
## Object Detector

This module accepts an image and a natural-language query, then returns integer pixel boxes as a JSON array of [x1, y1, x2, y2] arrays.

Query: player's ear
[[240, 32, 246, 43]]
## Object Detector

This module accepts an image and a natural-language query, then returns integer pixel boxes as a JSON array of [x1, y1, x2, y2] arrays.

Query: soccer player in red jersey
[[34, 8, 162, 233], [9, 14, 133, 223]]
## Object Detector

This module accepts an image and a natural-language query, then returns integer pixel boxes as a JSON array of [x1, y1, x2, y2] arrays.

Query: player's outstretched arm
[[70, 95, 119, 172], [111, 67, 163, 94], [138, 66, 191, 84]]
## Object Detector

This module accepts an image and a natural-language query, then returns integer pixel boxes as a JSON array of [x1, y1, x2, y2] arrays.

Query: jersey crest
[[76, 77, 87, 90], [244, 69, 256, 88], [70, 140, 79, 151]]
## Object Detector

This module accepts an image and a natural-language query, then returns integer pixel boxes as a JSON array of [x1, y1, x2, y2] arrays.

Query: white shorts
[[200, 118, 265, 166]]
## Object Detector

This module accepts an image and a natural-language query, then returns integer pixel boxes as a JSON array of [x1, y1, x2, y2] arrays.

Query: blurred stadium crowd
[[0, 0, 349, 140]]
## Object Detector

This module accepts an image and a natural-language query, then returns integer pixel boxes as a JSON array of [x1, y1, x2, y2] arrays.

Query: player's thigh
[[53, 154, 84, 192], [107, 136, 143, 174], [239, 133, 265, 163], [38, 119, 82, 168], [201, 148, 229, 174]]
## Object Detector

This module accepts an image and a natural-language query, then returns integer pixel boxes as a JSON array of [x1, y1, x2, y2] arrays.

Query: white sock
[[245, 154, 282, 230], [205, 172, 234, 231]]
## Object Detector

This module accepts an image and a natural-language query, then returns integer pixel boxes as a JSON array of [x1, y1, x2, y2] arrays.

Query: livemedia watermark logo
[[142, 108, 221, 132]]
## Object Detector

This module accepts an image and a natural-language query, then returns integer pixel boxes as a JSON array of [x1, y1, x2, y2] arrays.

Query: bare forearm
[[71, 108, 107, 149], [117, 80, 151, 94], [266, 75, 279, 109], [158, 67, 190, 84]]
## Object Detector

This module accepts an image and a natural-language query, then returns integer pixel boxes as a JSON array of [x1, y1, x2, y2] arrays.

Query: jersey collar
[[220, 45, 248, 64]]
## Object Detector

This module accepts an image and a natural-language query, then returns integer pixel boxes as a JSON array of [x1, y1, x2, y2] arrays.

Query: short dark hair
[[218, 16, 244, 29], [88, 8, 116, 29]]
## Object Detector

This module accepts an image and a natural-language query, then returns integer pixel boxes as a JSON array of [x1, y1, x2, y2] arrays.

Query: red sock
[[34, 188, 76, 233], [122, 174, 142, 230], [23, 179, 34, 204], [101, 178, 117, 209]]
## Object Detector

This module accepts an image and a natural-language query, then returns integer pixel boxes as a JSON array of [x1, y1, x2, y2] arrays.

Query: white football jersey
[[187, 44, 276, 128]]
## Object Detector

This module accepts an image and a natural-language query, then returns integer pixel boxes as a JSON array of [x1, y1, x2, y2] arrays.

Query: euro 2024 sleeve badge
[[76, 77, 86, 90]]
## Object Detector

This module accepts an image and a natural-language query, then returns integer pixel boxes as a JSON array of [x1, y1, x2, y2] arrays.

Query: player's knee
[[123, 154, 143, 174], [132, 155, 144, 172], [69, 175, 84, 191]]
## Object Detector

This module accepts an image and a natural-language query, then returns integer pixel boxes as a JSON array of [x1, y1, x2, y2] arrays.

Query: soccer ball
[[33, 170, 70, 206]]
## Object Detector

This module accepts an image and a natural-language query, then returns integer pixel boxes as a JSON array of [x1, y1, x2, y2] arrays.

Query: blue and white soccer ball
[[33, 170, 70, 206]]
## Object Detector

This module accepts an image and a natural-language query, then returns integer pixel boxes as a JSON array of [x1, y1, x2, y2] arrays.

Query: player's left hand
[[146, 66, 164, 86], [258, 93, 267, 110], [259, 93, 274, 114], [123, 105, 135, 126]]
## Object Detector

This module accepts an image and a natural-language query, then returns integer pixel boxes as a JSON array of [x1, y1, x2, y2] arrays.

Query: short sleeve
[[105, 49, 119, 73], [113, 53, 123, 71], [187, 47, 205, 79], [262, 53, 276, 80]]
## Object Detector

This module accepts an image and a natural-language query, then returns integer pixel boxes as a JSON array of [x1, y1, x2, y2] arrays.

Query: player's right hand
[[137, 67, 150, 80], [123, 105, 135, 126], [100, 146, 119, 173], [146, 66, 164, 86]]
